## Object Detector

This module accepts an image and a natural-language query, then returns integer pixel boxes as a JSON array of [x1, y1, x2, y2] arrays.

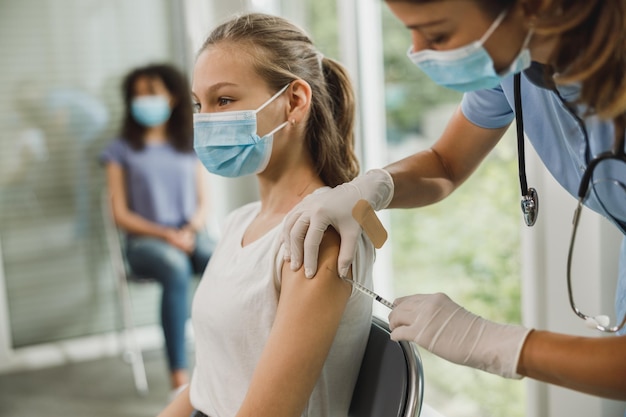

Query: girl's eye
[[192, 102, 201, 113], [218, 97, 233, 106]]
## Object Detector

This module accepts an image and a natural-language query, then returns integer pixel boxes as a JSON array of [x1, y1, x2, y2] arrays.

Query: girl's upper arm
[[157, 385, 194, 417], [235, 229, 352, 417]]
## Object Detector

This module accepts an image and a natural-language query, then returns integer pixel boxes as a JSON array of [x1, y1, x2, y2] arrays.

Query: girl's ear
[[286, 79, 312, 124]]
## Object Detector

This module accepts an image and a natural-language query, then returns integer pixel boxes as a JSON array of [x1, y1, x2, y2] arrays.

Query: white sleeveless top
[[189, 200, 374, 417]]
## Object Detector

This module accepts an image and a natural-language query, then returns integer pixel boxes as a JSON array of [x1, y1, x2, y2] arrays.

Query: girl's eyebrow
[[191, 82, 237, 101], [207, 81, 238, 95]]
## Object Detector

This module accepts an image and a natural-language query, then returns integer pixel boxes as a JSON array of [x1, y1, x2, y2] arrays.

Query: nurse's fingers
[[389, 325, 415, 342], [336, 228, 359, 279], [281, 208, 302, 262], [301, 218, 326, 278], [288, 216, 311, 272]]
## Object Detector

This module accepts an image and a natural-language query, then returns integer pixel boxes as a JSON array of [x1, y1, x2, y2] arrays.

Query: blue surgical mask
[[131, 95, 172, 127], [193, 84, 290, 178], [407, 10, 534, 92]]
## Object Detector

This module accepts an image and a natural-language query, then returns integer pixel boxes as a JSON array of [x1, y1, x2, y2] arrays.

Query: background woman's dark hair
[[200, 13, 359, 186], [385, 0, 626, 135], [120, 63, 193, 151]]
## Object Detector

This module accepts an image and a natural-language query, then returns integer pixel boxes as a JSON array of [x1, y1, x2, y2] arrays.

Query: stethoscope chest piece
[[521, 187, 539, 226], [514, 73, 540, 227]]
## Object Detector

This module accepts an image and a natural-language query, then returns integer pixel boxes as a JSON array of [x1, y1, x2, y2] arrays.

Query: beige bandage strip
[[352, 199, 387, 249]]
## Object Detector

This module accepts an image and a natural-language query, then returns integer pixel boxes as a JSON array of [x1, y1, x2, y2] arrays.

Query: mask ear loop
[[254, 84, 291, 114], [520, 26, 534, 51], [477, 9, 509, 45], [263, 121, 290, 138], [254, 83, 291, 139]]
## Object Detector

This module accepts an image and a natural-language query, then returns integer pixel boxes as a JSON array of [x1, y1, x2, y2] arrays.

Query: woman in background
[[100, 64, 214, 393]]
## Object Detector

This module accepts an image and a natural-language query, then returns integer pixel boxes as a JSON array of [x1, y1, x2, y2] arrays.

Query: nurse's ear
[[285, 79, 312, 126]]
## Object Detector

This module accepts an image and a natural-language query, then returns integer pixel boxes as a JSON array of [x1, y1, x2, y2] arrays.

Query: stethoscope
[[513, 73, 539, 227], [514, 72, 626, 332]]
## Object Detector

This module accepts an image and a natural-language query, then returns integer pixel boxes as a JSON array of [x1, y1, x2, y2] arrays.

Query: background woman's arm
[[105, 163, 187, 250], [182, 161, 210, 233]]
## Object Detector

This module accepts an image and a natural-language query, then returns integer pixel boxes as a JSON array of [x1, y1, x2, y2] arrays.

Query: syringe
[[342, 277, 396, 309]]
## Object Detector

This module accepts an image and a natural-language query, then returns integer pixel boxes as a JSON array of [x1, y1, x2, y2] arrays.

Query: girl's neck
[[257, 168, 324, 217], [241, 166, 323, 247]]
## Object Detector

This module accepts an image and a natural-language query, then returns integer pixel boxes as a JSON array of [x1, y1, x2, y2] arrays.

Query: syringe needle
[[342, 277, 396, 309]]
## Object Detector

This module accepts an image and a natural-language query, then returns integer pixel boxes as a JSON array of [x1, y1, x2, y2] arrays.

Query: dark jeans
[[126, 230, 214, 370]]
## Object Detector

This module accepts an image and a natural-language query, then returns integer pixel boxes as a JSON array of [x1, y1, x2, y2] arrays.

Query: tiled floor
[[0, 349, 175, 417]]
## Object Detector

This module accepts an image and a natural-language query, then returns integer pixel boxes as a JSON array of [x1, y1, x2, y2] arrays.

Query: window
[[0, 0, 182, 348], [297, 1, 526, 414], [380, 6, 525, 417]]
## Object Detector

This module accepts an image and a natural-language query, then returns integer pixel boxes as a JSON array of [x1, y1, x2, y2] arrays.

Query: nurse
[[282, 0, 626, 399]]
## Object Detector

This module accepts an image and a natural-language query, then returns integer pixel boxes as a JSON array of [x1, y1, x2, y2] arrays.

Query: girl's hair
[[121, 64, 193, 151], [200, 13, 359, 186], [385, 0, 626, 134]]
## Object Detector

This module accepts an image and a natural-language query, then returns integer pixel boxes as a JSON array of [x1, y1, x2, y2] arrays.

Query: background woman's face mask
[[407, 10, 533, 92], [131, 95, 172, 127], [193, 84, 289, 178]]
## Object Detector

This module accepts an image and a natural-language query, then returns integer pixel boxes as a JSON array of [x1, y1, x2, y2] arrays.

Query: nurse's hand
[[282, 169, 394, 278], [389, 293, 532, 379]]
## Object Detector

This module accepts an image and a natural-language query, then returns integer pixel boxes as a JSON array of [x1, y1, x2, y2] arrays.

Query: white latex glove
[[282, 169, 394, 278], [389, 293, 532, 379]]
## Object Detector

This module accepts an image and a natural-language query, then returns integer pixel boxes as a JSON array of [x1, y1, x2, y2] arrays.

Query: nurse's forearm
[[383, 106, 507, 209], [385, 149, 457, 208], [517, 330, 626, 400]]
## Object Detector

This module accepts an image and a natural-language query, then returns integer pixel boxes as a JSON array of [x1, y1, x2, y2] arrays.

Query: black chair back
[[349, 316, 424, 417]]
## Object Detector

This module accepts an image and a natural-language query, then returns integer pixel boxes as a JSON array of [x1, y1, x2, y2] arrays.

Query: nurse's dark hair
[[199, 13, 359, 186], [527, 0, 626, 136], [121, 63, 193, 151], [385, 0, 626, 134]]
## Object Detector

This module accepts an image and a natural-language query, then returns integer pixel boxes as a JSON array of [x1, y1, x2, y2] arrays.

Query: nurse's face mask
[[407, 9, 533, 92], [193, 84, 290, 178]]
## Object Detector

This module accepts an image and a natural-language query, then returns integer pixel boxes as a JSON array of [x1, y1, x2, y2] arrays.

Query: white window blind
[[0, 0, 182, 348]]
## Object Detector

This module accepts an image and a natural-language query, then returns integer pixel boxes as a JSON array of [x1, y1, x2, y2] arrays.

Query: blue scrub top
[[461, 64, 626, 334]]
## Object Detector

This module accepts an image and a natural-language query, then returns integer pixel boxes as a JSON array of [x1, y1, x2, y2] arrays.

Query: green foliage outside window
[[390, 142, 525, 416]]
